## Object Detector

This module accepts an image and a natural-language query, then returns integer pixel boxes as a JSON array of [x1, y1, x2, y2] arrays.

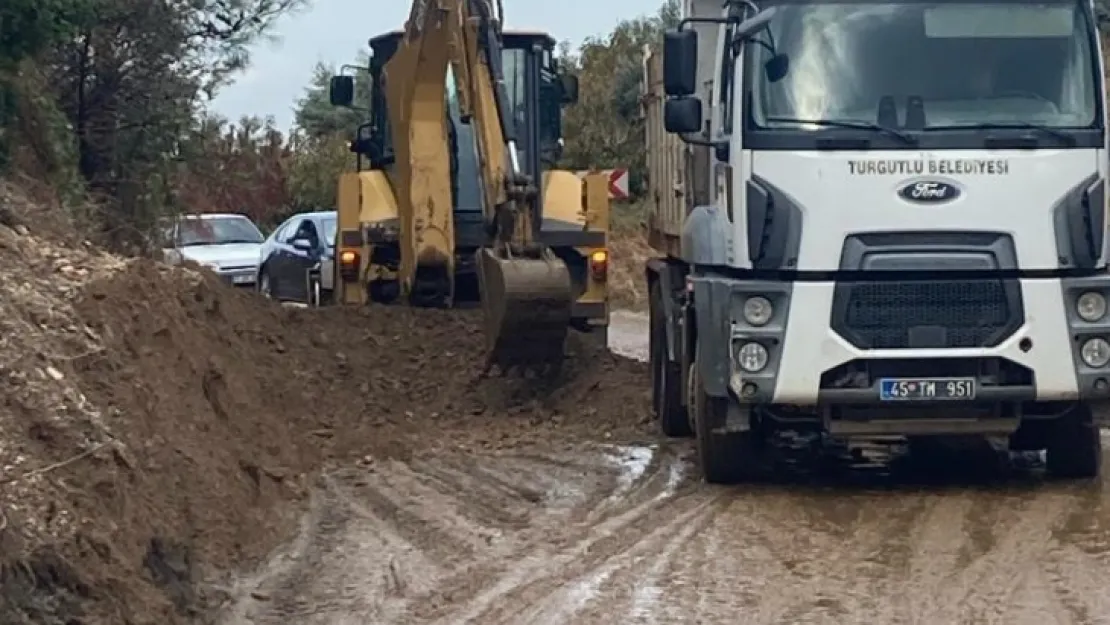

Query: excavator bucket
[[476, 247, 573, 375]]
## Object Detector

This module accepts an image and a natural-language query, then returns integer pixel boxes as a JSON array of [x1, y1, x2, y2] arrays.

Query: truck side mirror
[[765, 53, 789, 83], [559, 74, 579, 104], [664, 97, 702, 134], [329, 75, 354, 107], [663, 29, 698, 96]]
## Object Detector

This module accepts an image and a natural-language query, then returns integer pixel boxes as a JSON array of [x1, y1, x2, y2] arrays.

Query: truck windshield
[[745, 0, 1098, 132]]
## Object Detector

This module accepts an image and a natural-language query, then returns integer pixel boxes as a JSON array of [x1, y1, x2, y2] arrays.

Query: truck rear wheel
[[690, 346, 764, 483], [650, 281, 690, 437], [1045, 403, 1101, 479]]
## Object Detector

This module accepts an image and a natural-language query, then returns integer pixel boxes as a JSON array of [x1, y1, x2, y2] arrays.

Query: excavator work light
[[339, 249, 359, 280], [589, 250, 608, 281]]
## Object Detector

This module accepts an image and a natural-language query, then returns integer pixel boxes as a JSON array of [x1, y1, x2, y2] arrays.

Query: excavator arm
[[384, 0, 574, 373]]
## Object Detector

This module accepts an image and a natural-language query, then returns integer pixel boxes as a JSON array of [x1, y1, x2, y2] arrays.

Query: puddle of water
[[561, 566, 617, 616], [603, 445, 655, 499], [608, 310, 649, 362], [657, 460, 685, 501]]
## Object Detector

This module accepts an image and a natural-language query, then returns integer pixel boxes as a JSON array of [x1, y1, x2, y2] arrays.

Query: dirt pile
[[0, 222, 651, 624]]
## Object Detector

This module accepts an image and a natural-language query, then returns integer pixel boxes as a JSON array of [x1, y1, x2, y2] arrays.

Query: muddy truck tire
[[690, 344, 765, 483], [650, 281, 690, 437], [1045, 403, 1101, 479]]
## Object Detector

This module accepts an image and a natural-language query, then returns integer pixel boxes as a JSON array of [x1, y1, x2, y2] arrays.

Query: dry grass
[[608, 200, 654, 311]]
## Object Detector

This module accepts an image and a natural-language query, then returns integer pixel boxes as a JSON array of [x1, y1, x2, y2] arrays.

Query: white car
[[161, 213, 265, 287]]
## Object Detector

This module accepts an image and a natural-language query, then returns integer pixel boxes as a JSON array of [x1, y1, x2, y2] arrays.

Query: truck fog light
[[1081, 337, 1110, 368], [734, 342, 768, 372], [742, 296, 773, 326], [1077, 292, 1107, 322]]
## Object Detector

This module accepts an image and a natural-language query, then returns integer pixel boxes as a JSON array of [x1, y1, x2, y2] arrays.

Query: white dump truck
[[643, 0, 1110, 481]]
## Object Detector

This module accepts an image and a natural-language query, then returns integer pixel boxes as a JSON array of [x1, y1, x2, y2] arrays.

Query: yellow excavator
[[327, 0, 610, 373]]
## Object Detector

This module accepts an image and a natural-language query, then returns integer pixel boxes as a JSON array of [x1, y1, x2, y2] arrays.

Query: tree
[[286, 131, 352, 212], [172, 114, 292, 227], [283, 52, 372, 212], [557, 0, 679, 197], [294, 53, 372, 139], [1, 0, 308, 246]]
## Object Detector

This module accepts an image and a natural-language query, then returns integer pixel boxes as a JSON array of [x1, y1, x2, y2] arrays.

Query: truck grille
[[831, 280, 1021, 349]]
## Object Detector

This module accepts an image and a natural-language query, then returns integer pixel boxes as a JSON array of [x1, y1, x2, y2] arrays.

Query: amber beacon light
[[589, 250, 608, 281], [338, 249, 359, 280]]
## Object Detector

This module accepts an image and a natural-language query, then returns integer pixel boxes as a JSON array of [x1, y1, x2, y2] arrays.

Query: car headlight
[[742, 296, 773, 326], [734, 342, 768, 372], [1081, 337, 1110, 368], [202, 262, 220, 272], [1077, 292, 1106, 322]]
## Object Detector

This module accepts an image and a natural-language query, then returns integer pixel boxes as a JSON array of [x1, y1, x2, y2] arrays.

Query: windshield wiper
[[215, 238, 261, 244], [765, 117, 916, 144], [929, 122, 1076, 146]]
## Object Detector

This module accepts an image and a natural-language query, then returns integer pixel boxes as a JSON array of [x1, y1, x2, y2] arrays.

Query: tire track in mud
[[217, 313, 1110, 624], [219, 442, 1110, 625]]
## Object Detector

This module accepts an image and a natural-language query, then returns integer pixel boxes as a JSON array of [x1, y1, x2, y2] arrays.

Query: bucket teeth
[[476, 248, 572, 377]]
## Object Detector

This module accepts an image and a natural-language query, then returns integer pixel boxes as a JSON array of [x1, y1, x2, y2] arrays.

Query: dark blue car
[[257, 210, 337, 304]]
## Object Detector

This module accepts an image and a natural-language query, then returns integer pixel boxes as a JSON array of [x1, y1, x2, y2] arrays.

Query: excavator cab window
[[360, 30, 565, 184], [537, 47, 564, 164]]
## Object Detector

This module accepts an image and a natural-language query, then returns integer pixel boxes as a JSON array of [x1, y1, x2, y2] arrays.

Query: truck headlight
[[734, 342, 768, 372], [1077, 292, 1106, 322], [1081, 338, 1110, 368], [742, 296, 773, 326]]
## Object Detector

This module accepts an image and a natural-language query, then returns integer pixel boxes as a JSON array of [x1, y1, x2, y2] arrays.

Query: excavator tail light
[[589, 250, 608, 281], [338, 249, 359, 280]]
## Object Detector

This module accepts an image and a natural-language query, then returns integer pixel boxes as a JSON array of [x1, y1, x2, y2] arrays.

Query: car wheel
[[258, 271, 273, 299], [690, 343, 766, 484], [651, 281, 690, 437]]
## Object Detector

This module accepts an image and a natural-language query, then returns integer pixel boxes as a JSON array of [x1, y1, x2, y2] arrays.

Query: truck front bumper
[[693, 274, 1110, 410]]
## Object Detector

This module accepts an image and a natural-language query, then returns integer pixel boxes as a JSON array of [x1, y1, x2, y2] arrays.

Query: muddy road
[[217, 312, 1110, 625]]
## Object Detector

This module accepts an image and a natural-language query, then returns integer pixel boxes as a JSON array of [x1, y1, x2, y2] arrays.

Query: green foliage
[[3, 0, 680, 245], [0, 0, 93, 64], [557, 0, 678, 197], [0, 0, 308, 247], [282, 53, 371, 212], [286, 133, 353, 212], [0, 0, 92, 169], [294, 53, 372, 139]]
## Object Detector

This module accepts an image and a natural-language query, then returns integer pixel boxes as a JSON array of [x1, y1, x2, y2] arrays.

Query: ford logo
[[898, 180, 959, 204]]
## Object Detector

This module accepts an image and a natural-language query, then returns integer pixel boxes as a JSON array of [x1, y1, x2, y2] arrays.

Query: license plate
[[879, 377, 976, 401], [231, 274, 252, 284]]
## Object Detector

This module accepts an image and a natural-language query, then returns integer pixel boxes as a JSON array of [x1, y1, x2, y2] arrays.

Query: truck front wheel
[[689, 346, 765, 483], [1045, 403, 1101, 479], [650, 281, 690, 437]]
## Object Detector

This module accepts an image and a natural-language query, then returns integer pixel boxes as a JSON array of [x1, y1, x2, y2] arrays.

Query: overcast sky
[[209, 0, 653, 130]]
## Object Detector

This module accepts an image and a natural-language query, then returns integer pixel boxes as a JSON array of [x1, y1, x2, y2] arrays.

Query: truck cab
[[647, 0, 1110, 481]]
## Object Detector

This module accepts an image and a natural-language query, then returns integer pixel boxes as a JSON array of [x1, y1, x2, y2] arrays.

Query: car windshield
[[746, 0, 1098, 130], [177, 216, 264, 246], [321, 217, 337, 245]]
